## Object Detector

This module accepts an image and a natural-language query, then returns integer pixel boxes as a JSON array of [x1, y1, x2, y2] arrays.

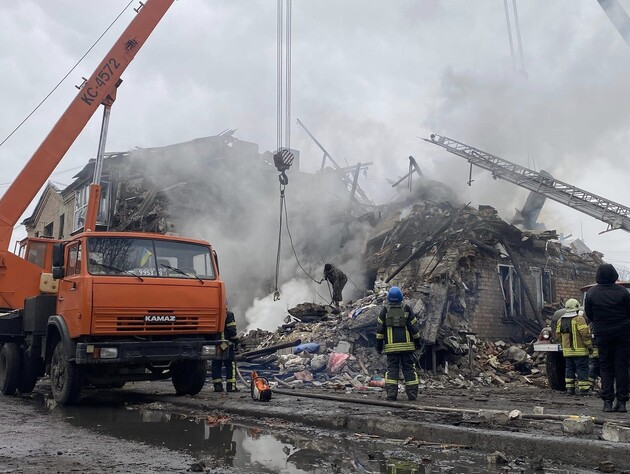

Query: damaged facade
[[365, 198, 601, 344], [24, 132, 604, 357]]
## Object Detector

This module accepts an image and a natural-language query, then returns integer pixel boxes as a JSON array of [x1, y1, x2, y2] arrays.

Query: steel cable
[[0, 1, 134, 149]]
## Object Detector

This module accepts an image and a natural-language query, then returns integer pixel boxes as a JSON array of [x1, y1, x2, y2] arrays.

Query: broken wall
[[366, 199, 601, 343]]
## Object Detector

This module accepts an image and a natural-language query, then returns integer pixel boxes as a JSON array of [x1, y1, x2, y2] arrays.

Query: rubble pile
[[239, 295, 548, 393]]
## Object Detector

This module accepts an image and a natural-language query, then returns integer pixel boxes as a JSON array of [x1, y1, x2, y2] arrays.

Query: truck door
[[57, 242, 84, 336]]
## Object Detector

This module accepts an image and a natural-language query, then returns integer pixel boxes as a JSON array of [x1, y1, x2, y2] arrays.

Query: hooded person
[[376, 286, 422, 401], [585, 263, 630, 412], [556, 298, 592, 396]]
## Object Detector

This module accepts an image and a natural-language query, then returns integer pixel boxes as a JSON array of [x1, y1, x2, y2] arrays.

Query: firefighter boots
[[566, 388, 575, 396], [226, 383, 239, 393], [603, 400, 614, 412], [406, 387, 418, 401], [613, 400, 627, 413], [213, 382, 224, 393]]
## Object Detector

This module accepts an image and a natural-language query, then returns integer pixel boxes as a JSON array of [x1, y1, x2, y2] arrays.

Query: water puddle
[[30, 394, 589, 473]]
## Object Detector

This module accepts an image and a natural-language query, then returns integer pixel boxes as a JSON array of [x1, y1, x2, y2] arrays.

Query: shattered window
[[498, 264, 523, 319], [87, 237, 215, 280]]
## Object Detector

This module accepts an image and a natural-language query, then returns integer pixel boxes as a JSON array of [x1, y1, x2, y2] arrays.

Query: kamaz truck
[[0, 0, 228, 405]]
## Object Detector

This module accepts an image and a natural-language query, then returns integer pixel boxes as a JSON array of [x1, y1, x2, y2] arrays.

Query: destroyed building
[[364, 196, 601, 344], [23, 132, 603, 348], [22, 130, 372, 316]]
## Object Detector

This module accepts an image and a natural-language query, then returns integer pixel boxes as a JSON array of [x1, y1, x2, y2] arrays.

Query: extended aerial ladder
[[425, 134, 630, 233]]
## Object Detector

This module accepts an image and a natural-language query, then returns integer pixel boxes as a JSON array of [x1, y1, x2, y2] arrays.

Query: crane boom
[[0, 0, 175, 250], [425, 134, 630, 233], [597, 0, 630, 48]]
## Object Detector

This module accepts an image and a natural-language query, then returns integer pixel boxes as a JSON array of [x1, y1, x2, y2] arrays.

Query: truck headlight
[[99, 347, 118, 359], [541, 329, 551, 340], [202, 345, 217, 356]]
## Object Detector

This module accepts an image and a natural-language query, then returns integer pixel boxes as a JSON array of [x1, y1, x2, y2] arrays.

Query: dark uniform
[[376, 291, 422, 401], [323, 263, 347, 305], [211, 310, 239, 392], [585, 263, 630, 412]]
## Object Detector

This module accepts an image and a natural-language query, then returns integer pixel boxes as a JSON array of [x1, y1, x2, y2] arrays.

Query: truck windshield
[[86, 237, 216, 280]]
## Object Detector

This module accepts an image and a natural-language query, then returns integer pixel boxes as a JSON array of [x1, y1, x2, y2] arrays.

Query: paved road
[[0, 379, 615, 473]]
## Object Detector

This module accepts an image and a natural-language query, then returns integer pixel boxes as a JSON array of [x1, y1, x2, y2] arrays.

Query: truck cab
[[0, 231, 227, 405]]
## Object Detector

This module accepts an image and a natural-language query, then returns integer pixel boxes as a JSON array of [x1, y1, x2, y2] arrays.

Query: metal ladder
[[425, 134, 630, 233]]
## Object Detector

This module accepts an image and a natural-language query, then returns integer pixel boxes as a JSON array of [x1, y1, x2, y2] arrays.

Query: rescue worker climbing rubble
[[376, 286, 422, 401], [322, 263, 347, 306], [211, 309, 239, 392], [556, 298, 593, 396]]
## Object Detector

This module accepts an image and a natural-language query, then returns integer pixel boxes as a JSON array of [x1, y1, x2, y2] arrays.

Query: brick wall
[[467, 251, 597, 341], [469, 259, 523, 341], [26, 188, 63, 238]]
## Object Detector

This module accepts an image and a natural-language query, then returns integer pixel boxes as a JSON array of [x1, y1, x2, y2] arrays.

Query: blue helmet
[[387, 286, 403, 303]]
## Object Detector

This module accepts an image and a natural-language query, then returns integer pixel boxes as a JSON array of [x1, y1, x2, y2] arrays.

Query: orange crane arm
[[0, 0, 175, 250]]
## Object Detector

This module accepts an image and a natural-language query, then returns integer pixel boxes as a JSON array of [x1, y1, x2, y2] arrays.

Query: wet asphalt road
[[0, 378, 607, 473]]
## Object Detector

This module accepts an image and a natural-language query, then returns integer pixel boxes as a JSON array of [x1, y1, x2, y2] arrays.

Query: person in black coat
[[584, 263, 630, 413]]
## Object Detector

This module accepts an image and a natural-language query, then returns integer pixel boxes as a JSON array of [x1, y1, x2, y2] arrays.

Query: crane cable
[[273, 0, 293, 301], [0, 1, 134, 150]]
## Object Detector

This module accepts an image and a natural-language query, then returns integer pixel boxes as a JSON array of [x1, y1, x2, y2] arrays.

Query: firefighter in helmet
[[556, 298, 593, 396], [376, 286, 422, 401], [211, 308, 239, 392]]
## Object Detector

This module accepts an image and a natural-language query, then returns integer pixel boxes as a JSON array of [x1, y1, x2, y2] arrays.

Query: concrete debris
[[240, 292, 555, 393], [486, 451, 509, 464], [562, 416, 595, 435], [478, 410, 511, 425], [602, 423, 630, 443]]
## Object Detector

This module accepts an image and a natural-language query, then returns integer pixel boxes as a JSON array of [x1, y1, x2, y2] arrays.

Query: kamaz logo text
[[144, 315, 176, 323]]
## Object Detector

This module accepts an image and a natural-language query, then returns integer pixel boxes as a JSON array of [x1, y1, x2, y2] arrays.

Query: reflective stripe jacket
[[376, 301, 421, 353], [555, 311, 592, 357], [223, 311, 238, 342]]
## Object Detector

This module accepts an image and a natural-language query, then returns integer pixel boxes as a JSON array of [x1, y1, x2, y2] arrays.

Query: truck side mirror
[[52, 266, 65, 280], [213, 250, 220, 275], [52, 243, 65, 268]]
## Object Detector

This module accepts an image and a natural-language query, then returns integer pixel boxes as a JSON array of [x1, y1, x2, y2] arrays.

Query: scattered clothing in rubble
[[323, 263, 347, 305], [212, 310, 239, 392], [376, 286, 422, 401], [293, 342, 320, 354], [556, 298, 592, 395]]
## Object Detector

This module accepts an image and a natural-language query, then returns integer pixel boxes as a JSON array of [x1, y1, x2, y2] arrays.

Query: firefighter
[[211, 309, 239, 392], [376, 286, 422, 401], [323, 263, 347, 306], [555, 298, 593, 396], [588, 331, 600, 392]]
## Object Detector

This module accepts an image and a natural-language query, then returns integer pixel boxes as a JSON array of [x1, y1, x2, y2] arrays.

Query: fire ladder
[[425, 134, 630, 233]]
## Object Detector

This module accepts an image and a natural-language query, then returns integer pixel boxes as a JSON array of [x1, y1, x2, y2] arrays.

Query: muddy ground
[[1, 378, 628, 473]]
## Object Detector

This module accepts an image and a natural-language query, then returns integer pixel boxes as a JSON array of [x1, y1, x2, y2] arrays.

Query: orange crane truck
[[0, 0, 228, 405]]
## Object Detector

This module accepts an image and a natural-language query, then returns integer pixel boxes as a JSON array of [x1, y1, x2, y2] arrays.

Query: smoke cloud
[[125, 134, 369, 331]]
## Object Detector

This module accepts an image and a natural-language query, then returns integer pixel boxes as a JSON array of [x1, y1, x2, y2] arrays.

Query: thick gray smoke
[[126, 135, 370, 331]]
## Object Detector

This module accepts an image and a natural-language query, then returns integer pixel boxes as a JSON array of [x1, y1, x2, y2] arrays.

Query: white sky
[[2, 1, 630, 267]]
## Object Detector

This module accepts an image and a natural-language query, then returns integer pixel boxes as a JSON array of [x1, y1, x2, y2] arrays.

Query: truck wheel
[[172, 360, 206, 396], [546, 352, 566, 391], [18, 350, 38, 394], [50, 341, 83, 405], [0, 343, 21, 396]]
